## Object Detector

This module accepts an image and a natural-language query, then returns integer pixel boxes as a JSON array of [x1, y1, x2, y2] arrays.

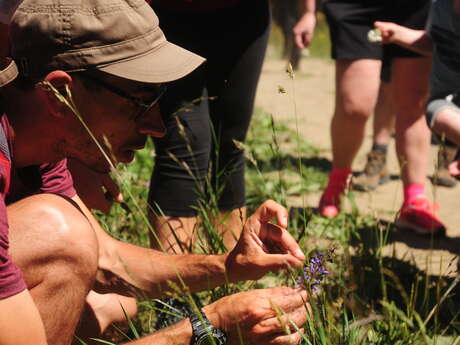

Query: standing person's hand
[[225, 200, 305, 282], [373, 21, 407, 44], [203, 286, 310, 345], [293, 12, 317, 49]]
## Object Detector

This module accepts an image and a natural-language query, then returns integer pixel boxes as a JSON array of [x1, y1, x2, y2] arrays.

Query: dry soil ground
[[255, 57, 460, 276]]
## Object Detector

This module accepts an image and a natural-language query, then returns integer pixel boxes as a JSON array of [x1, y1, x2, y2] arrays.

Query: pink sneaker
[[395, 196, 446, 236], [319, 168, 350, 218], [318, 187, 341, 218]]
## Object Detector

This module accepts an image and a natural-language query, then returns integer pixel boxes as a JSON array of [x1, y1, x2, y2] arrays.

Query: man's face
[[65, 72, 166, 173]]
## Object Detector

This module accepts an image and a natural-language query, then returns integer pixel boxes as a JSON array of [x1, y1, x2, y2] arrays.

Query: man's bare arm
[[72, 195, 305, 299], [122, 287, 310, 345]]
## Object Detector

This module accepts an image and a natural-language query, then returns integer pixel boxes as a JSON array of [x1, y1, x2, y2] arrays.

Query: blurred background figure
[[353, 59, 395, 192], [271, 0, 303, 70], [147, 0, 271, 254], [294, 0, 445, 236]]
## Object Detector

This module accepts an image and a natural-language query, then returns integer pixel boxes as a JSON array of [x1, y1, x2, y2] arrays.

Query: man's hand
[[225, 200, 305, 282], [68, 159, 122, 213], [293, 12, 316, 49], [203, 286, 310, 345]]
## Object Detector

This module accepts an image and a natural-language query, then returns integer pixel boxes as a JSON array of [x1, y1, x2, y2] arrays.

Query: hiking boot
[[432, 146, 458, 188], [352, 150, 390, 191], [395, 196, 446, 236]]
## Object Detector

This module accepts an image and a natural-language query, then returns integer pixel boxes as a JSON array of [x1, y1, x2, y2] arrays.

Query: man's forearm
[[98, 239, 229, 298], [122, 318, 193, 345], [73, 195, 229, 298]]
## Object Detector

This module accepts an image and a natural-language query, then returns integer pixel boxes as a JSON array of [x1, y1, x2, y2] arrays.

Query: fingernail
[[295, 249, 305, 260], [282, 215, 288, 227]]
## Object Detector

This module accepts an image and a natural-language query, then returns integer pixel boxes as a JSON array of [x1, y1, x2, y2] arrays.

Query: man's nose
[[138, 106, 166, 138]]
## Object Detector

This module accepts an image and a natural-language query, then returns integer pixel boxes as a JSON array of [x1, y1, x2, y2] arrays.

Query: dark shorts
[[322, 0, 431, 60]]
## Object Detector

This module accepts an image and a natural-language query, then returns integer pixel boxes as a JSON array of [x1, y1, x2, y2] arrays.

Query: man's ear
[[39, 70, 73, 119]]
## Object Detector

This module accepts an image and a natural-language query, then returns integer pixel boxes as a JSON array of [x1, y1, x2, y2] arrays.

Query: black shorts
[[323, 0, 430, 60]]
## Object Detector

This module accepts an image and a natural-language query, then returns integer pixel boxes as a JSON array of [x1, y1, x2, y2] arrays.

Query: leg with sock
[[392, 57, 445, 235], [319, 59, 381, 217]]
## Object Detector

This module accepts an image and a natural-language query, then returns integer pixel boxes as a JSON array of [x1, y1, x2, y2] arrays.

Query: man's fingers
[[256, 307, 308, 334], [261, 223, 305, 261], [267, 288, 309, 313], [294, 33, 305, 49], [253, 200, 288, 228], [255, 253, 303, 273], [267, 330, 304, 345]]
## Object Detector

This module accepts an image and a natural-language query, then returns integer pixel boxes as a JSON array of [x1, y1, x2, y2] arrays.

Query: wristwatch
[[189, 309, 227, 345]]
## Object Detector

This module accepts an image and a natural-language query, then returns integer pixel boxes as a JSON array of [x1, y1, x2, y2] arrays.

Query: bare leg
[[74, 291, 138, 344], [149, 207, 245, 254], [392, 57, 431, 186], [215, 207, 246, 250], [432, 107, 460, 146], [320, 59, 381, 215], [373, 81, 395, 146], [352, 80, 395, 191], [8, 194, 98, 345], [331, 59, 382, 169], [149, 215, 198, 253], [392, 57, 445, 234]]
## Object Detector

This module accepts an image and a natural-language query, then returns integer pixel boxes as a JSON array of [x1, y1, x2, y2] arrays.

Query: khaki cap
[[9, 0, 205, 83], [0, 59, 19, 87]]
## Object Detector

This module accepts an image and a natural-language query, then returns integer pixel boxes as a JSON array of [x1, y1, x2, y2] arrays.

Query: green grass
[[87, 104, 460, 345]]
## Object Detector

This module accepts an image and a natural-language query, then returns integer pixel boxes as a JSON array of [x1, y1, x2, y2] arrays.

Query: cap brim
[[0, 59, 18, 87], [98, 41, 205, 83]]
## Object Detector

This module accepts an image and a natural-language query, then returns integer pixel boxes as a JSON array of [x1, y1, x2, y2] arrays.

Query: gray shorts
[[426, 95, 460, 128]]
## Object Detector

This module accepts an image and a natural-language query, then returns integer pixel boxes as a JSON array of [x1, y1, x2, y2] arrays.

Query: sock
[[403, 184, 425, 204], [326, 167, 351, 192], [320, 167, 351, 210], [372, 143, 388, 153]]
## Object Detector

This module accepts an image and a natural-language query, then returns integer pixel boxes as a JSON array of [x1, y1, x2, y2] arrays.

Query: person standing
[[294, 0, 444, 235], [148, 0, 271, 252]]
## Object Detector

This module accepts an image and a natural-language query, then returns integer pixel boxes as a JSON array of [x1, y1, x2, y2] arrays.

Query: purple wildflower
[[297, 250, 331, 293]]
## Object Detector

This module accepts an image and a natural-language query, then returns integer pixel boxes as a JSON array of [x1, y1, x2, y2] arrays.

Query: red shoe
[[395, 196, 446, 236], [318, 187, 341, 218]]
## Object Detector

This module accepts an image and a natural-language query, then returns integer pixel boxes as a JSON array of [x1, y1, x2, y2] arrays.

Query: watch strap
[[189, 309, 226, 345]]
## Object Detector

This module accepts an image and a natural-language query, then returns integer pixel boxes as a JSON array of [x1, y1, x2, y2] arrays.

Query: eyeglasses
[[80, 73, 166, 120]]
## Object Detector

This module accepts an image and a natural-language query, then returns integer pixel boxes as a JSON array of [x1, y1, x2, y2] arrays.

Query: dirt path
[[255, 57, 460, 275]]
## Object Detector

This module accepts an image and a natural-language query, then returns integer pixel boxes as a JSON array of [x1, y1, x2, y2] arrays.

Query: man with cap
[[0, 0, 309, 344]]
